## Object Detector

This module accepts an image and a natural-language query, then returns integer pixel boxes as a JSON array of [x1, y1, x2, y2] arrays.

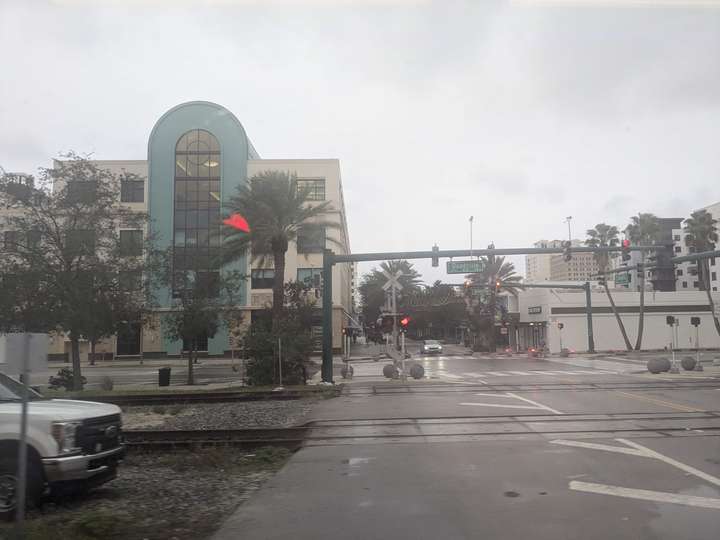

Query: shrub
[[48, 368, 86, 391]]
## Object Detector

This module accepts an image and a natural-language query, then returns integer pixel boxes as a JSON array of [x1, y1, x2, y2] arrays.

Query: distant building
[[612, 217, 683, 292], [526, 239, 597, 282], [673, 201, 720, 293]]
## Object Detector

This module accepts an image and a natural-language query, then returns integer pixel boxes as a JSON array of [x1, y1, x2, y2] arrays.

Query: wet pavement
[[213, 350, 720, 540]]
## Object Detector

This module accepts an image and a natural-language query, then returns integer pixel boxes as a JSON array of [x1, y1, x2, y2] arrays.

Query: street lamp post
[[469, 216, 474, 258], [565, 216, 572, 242]]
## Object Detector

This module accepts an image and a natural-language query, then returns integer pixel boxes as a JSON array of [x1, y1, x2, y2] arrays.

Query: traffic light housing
[[621, 239, 631, 262], [495, 280, 501, 292], [400, 316, 410, 328], [666, 315, 676, 326], [636, 263, 644, 279], [431, 244, 439, 267], [562, 240, 572, 262], [597, 275, 606, 286], [691, 316, 701, 327], [558, 322, 564, 330]]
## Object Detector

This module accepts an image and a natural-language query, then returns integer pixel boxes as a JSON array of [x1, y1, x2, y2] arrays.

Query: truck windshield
[[0, 372, 43, 401]]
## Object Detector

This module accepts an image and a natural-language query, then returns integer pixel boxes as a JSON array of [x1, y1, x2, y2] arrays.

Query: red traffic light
[[223, 213, 250, 233], [400, 317, 410, 327], [622, 239, 630, 248]]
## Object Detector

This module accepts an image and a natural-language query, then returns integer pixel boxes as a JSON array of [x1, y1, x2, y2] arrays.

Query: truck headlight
[[51, 421, 82, 454]]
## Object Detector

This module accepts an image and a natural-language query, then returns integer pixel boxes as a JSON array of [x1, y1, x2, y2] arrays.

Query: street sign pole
[[584, 282, 595, 353], [15, 333, 31, 535], [392, 284, 398, 351]]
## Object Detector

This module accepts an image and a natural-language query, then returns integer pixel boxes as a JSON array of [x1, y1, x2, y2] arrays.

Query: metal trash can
[[158, 367, 171, 387]]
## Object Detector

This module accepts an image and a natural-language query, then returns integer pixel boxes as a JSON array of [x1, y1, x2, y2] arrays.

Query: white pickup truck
[[0, 372, 124, 520]]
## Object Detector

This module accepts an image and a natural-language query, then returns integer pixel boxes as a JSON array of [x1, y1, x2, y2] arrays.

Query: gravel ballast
[[121, 398, 318, 431], [0, 448, 291, 540]]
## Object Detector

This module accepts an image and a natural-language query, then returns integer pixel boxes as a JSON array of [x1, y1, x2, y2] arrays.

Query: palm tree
[[359, 260, 422, 325], [683, 209, 720, 336], [466, 256, 523, 351], [625, 213, 661, 350], [586, 223, 633, 351], [222, 170, 340, 329]]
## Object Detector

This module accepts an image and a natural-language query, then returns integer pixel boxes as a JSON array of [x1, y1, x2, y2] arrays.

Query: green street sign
[[447, 260, 485, 274], [615, 272, 630, 285]]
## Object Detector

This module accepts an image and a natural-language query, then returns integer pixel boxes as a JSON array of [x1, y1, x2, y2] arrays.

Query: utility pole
[[469, 216, 474, 258], [565, 216, 572, 242]]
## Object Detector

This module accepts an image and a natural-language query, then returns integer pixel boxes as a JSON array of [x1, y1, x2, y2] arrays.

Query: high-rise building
[[525, 239, 596, 282], [673, 202, 719, 293]]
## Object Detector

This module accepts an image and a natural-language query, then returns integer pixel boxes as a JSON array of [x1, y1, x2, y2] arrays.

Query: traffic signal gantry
[[320, 243, 666, 383]]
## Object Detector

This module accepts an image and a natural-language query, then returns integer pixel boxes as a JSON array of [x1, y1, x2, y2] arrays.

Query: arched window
[[173, 129, 222, 297]]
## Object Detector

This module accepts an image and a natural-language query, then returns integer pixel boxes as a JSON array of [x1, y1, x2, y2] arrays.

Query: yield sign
[[382, 269, 403, 292]]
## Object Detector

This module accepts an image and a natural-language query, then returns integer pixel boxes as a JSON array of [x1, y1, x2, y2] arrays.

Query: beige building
[[3, 102, 354, 360], [525, 239, 597, 282], [673, 201, 720, 293], [549, 251, 599, 282]]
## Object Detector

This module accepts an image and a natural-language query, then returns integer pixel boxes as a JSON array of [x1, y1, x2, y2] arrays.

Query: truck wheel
[[0, 453, 44, 521]]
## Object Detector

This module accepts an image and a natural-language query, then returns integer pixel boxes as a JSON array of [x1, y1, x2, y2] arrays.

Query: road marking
[[507, 371, 534, 376], [472, 392, 520, 398], [550, 439, 646, 457], [569, 481, 720, 509], [459, 402, 546, 410], [505, 392, 563, 414], [614, 391, 703, 413], [617, 438, 720, 488], [461, 372, 487, 378], [485, 371, 511, 376]]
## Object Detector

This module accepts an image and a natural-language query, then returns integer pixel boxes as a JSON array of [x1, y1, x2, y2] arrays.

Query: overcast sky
[[2, 0, 719, 283]]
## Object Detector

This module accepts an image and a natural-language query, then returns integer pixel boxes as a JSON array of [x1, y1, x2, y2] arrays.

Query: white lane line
[[485, 371, 511, 376], [461, 372, 487, 378], [617, 438, 720, 488], [507, 371, 534, 376], [459, 402, 547, 410], [549, 439, 646, 457], [505, 392, 563, 414], [569, 481, 720, 510], [473, 392, 521, 398]]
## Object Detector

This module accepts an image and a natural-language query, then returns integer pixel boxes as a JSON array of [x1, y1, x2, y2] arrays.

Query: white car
[[420, 340, 443, 355], [0, 372, 124, 520]]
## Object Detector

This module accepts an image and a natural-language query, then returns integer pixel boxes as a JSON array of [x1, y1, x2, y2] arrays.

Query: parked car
[[0, 372, 124, 520], [420, 340, 443, 355]]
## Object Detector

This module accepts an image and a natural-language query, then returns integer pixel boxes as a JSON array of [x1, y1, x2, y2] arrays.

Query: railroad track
[[79, 388, 339, 406], [123, 410, 720, 451], [347, 380, 720, 395]]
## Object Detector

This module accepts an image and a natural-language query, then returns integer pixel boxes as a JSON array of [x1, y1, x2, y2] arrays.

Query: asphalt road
[[213, 348, 720, 540]]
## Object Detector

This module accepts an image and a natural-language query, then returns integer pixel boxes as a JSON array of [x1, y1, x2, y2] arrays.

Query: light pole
[[469, 216, 474, 258], [565, 216, 573, 242]]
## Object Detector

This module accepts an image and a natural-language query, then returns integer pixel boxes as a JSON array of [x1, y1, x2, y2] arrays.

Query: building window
[[119, 230, 143, 257], [297, 226, 326, 253], [713, 287, 717, 292], [2, 230, 18, 251], [712, 272, 717, 281], [66, 230, 95, 255], [676, 269, 683, 276], [173, 129, 222, 296], [251, 269, 275, 289], [673, 235, 680, 241], [711, 258, 716, 266], [119, 270, 142, 291], [682, 282, 688, 288], [297, 268, 323, 288], [66, 180, 97, 204], [121, 179, 145, 203], [674, 246, 681, 253], [297, 178, 325, 201], [693, 281, 700, 288]]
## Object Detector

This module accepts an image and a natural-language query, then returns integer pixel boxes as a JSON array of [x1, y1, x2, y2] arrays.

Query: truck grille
[[76, 414, 122, 454]]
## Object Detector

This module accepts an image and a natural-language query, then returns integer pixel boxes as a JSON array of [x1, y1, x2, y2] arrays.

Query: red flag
[[223, 213, 250, 233]]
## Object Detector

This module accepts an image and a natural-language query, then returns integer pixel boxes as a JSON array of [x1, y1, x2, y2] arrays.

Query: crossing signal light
[[691, 316, 701, 327], [495, 280, 501, 291], [562, 240, 572, 262], [621, 239, 631, 262], [432, 244, 439, 267], [400, 316, 410, 327]]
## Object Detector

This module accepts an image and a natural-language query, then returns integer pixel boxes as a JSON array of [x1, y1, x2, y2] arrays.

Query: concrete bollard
[[681, 356, 696, 371], [647, 357, 671, 374], [409, 364, 425, 379]]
